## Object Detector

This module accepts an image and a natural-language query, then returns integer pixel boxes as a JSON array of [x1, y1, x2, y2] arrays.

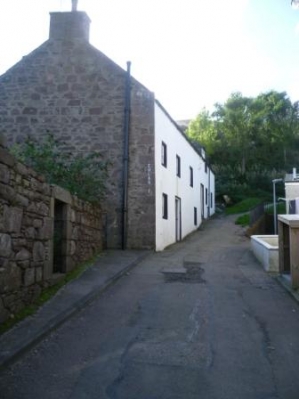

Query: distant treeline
[[187, 91, 299, 201]]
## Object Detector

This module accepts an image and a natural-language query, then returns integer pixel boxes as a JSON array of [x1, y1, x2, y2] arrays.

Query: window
[[176, 155, 181, 177], [194, 207, 197, 225], [162, 193, 168, 219], [205, 162, 208, 173], [210, 193, 213, 208], [161, 141, 167, 167], [190, 166, 193, 187], [205, 188, 208, 205]]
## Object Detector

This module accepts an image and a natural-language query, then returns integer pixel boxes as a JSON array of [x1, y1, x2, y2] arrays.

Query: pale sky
[[1, 0, 299, 120]]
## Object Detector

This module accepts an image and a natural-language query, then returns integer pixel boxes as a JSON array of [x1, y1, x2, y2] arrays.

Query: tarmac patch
[[162, 262, 205, 284]]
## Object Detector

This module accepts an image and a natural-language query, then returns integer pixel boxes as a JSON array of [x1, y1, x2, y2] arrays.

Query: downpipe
[[122, 61, 131, 250]]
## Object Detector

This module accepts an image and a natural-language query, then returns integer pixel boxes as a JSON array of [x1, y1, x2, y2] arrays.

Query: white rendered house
[[155, 101, 215, 251]]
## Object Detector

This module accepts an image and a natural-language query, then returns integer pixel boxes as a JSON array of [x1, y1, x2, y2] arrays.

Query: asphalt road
[[1, 215, 299, 399]]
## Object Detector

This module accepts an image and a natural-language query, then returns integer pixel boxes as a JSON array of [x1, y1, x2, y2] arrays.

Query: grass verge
[[0, 253, 100, 336], [265, 202, 286, 215], [235, 213, 250, 227], [225, 197, 263, 215]]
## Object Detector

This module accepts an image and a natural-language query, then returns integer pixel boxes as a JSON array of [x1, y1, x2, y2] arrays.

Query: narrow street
[[1, 215, 299, 399]]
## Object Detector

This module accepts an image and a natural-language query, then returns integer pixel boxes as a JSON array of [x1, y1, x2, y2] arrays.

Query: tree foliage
[[11, 134, 109, 203], [187, 91, 299, 201]]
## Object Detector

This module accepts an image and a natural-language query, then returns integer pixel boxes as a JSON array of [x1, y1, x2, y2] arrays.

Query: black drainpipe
[[208, 165, 211, 217], [122, 61, 131, 250]]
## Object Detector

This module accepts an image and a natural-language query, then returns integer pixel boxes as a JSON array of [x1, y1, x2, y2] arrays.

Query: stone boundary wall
[[0, 143, 102, 324]]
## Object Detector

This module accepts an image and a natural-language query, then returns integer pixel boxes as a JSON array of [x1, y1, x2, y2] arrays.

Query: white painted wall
[[285, 182, 299, 202], [155, 102, 215, 251], [285, 182, 299, 214]]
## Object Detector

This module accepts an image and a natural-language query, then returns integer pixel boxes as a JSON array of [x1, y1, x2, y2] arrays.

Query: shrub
[[11, 134, 109, 203]]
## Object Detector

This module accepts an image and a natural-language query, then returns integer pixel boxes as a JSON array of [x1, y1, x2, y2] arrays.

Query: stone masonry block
[[23, 107, 37, 115], [0, 233, 12, 258], [70, 240, 76, 256], [38, 217, 53, 240], [15, 194, 29, 207], [52, 185, 72, 204], [3, 206, 23, 233], [33, 219, 43, 228], [25, 227, 36, 239], [0, 147, 15, 167], [27, 202, 50, 216], [17, 260, 30, 269], [0, 183, 15, 203], [0, 297, 9, 323], [35, 267, 43, 283], [42, 183, 51, 196], [23, 268, 35, 287], [15, 248, 31, 262], [0, 163, 10, 184], [0, 262, 22, 293], [15, 162, 29, 176], [33, 242, 45, 262]]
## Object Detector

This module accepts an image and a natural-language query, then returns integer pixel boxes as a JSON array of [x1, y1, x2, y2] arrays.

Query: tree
[[187, 108, 217, 155], [187, 91, 299, 201], [253, 91, 299, 170]]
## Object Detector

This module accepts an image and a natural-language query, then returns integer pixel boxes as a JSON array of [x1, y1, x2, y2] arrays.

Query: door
[[175, 197, 182, 242]]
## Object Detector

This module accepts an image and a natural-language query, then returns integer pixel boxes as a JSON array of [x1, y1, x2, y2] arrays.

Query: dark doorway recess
[[282, 223, 291, 274], [53, 199, 66, 273]]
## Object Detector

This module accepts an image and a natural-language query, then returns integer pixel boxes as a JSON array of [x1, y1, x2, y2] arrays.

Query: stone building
[[0, 9, 215, 250]]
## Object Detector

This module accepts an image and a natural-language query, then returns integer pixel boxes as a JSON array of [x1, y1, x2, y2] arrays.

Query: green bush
[[11, 134, 109, 203]]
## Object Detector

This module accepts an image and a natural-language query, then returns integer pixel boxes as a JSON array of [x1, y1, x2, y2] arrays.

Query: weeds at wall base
[[0, 253, 101, 336]]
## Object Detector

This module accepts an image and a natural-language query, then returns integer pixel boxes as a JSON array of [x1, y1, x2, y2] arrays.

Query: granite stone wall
[[127, 85, 155, 249], [0, 11, 156, 249], [0, 143, 102, 324]]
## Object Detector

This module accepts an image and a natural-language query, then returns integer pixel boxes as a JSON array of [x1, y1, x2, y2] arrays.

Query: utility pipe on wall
[[272, 178, 283, 235], [208, 166, 211, 217], [122, 61, 131, 250]]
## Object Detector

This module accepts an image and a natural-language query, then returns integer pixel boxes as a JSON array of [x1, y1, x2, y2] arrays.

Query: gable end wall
[[0, 38, 155, 249]]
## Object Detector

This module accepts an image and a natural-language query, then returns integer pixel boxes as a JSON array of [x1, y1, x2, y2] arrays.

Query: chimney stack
[[293, 167, 297, 180], [49, 11, 91, 42]]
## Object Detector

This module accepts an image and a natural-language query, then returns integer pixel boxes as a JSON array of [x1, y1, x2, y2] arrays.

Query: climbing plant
[[11, 134, 109, 203]]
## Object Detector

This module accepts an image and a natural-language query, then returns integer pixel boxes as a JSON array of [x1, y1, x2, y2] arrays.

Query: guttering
[[122, 61, 131, 250]]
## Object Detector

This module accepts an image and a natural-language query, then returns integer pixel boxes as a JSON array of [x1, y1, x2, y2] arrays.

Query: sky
[[1, 0, 299, 120]]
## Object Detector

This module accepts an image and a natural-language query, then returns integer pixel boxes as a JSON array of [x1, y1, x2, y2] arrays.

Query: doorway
[[53, 199, 66, 273], [282, 223, 291, 274], [175, 196, 182, 242]]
